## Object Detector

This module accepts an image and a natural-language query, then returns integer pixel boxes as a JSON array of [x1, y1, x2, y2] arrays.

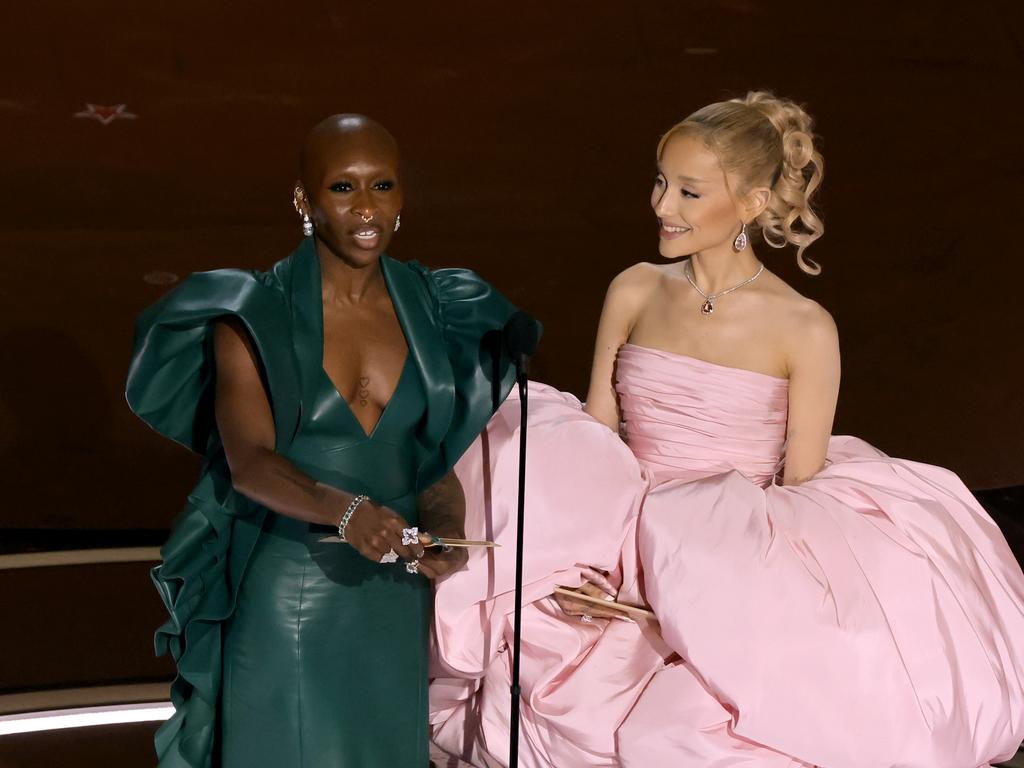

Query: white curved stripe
[[0, 702, 172, 735], [0, 547, 160, 571]]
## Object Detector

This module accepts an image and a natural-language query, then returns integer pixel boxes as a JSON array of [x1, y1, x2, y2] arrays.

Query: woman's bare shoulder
[[760, 283, 837, 376], [755, 271, 837, 352]]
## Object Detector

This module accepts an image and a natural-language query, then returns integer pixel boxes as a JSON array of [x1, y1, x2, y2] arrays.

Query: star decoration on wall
[[73, 104, 138, 125]]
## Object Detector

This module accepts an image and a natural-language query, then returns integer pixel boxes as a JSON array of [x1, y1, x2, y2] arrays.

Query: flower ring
[[406, 560, 420, 575], [401, 527, 420, 546], [581, 614, 594, 624]]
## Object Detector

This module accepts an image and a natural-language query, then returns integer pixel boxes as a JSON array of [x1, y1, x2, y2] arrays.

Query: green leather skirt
[[220, 513, 431, 767]]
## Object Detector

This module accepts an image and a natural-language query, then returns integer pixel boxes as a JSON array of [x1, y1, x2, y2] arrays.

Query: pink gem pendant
[[700, 299, 715, 316]]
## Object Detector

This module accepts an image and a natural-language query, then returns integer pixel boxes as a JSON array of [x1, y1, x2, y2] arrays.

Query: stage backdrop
[[0, 0, 1022, 534]]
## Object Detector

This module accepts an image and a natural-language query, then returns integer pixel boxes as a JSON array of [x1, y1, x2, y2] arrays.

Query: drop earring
[[293, 188, 314, 237], [733, 222, 748, 252], [394, 213, 401, 232]]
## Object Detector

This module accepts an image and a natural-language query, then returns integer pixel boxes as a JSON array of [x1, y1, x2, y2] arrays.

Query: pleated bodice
[[615, 343, 789, 486]]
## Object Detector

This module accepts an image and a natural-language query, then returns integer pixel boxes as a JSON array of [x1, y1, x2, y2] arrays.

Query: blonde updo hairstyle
[[658, 91, 825, 274]]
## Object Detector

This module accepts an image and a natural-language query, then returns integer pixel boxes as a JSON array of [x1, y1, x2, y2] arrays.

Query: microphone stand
[[508, 355, 529, 768], [507, 354, 532, 768], [499, 310, 538, 768]]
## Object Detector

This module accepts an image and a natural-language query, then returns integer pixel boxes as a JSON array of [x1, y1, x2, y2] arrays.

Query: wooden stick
[[553, 586, 657, 618]]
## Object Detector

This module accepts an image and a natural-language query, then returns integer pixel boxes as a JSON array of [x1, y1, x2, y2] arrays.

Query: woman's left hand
[[414, 471, 470, 580], [415, 532, 468, 580]]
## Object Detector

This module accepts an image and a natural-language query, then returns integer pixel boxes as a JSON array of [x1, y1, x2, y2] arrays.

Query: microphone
[[503, 311, 540, 380]]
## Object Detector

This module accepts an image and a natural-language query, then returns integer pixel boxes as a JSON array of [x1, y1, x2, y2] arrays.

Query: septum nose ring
[[357, 212, 374, 223]]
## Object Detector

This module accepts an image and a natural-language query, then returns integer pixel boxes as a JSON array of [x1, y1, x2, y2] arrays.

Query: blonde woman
[[429, 93, 1024, 767]]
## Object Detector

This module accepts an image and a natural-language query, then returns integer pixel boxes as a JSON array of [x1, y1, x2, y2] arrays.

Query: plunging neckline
[[318, 258, 416, 441], [320, 353, 412, 440]]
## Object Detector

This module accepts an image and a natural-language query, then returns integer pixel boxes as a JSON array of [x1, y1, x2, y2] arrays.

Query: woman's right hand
[[342, 499, 426, 564], [554, 581, 629, 621], [577, 565, 618, 598], [554, 563, 630, 621]]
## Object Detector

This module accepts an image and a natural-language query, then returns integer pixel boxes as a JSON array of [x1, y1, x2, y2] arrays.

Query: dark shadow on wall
[[0, 326, 114, 528], [976, 486, 1024, 566]]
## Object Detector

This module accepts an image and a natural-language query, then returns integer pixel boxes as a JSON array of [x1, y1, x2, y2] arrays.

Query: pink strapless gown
[[430, 343, 1024, 768]]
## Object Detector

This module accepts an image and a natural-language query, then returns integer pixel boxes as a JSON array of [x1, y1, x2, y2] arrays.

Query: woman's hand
[[342, 500, 425, 564], [554, 564, 638, 621], [414, 470, 469, 579], [578, 565, 618, 598], [416, 536, 469, 580], [553, 582, 628, 621]]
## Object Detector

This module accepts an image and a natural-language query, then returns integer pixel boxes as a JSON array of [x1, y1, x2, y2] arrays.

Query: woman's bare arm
[[782, 304, 841, 485], [583, 265, 653, 431], [415, 470, 469, 579]]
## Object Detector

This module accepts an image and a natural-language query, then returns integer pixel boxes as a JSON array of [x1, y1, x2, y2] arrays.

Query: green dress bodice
[[220, 352, 431, 767], [292, 354, 422, 504]]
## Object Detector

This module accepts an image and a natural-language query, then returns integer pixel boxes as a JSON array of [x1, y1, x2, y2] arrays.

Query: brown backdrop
[[1, 0, 1022, 534]]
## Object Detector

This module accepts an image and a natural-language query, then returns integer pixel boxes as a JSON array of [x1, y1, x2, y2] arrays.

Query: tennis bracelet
[[337, 494, 370, 542]]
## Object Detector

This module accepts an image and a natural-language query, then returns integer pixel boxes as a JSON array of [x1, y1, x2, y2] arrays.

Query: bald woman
[[127, 115, 527, 766]]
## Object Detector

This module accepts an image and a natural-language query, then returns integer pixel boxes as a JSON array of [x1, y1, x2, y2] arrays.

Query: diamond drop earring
[[293, 188, 314, 237], [394, 213, 401, 232], [733, 222, 748, 252]]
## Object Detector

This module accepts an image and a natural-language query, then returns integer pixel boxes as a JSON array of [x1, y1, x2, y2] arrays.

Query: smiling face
[[652, 132, 747, 260], [296, 115, 403, 267]]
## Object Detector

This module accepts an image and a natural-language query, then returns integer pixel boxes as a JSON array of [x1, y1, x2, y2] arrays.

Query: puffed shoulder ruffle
[[125, 268, 299, 454], [409, 263, 538, 489]]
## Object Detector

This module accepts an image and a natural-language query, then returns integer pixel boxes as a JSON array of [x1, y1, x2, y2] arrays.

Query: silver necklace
[[683, 261, 765, 316]]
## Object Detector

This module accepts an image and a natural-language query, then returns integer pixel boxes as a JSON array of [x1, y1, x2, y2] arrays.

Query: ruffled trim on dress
[[126, 267, 299, 767], [151, 468, 266, 768]]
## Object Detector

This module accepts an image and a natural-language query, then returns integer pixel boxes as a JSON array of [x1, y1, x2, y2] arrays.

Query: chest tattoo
[[358, 376, 370, 407]]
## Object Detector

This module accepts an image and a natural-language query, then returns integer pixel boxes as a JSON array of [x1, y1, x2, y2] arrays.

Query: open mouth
[[348, 225, 384, 251], [659, 221, 691, 238]]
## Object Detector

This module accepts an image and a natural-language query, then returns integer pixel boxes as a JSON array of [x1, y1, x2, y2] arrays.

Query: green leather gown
[[125, 238, 520, 767]]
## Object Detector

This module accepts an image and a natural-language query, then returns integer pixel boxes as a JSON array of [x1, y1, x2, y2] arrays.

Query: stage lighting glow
[[0, 702, 173, 735]]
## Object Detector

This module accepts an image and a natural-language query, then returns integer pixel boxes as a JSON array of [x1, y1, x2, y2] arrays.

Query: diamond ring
[[406, 560, 420, 575], [581, 614, 594, 624], [401, 527, 420, 546], [379, 549, 399, 564]]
